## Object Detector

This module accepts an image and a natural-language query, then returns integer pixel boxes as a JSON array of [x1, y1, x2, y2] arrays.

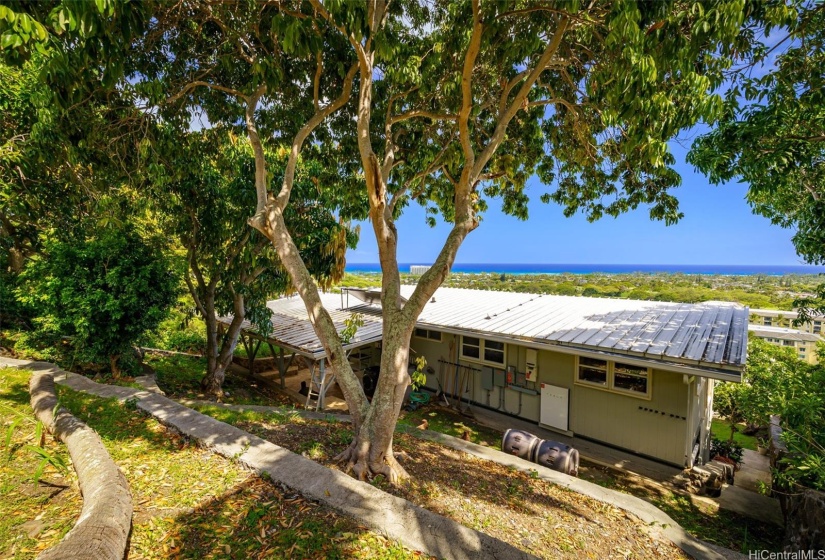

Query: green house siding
[[569, 370, 689, 466], [411, 336, 693, 466]]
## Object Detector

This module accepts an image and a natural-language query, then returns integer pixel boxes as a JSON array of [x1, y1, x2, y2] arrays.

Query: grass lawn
[[398, 405, 505, 449], [143, 353, 293, 408], [0, 368, 81, 558], [0, 367, 420, 559], [711, 419, 759, 451]]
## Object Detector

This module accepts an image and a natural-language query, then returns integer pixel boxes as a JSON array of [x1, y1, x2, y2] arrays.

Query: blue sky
[[347, 29, 808, 267], [346, 137, 803, 266]]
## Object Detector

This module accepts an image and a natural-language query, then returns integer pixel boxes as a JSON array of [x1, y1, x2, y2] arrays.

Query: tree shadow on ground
[[145, 475, 417, 559], [227, 418, 664, 556]]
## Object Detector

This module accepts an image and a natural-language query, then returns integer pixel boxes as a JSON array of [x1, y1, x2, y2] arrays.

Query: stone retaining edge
[[3, 360, 533, 560], [28, 369, 133, 560]]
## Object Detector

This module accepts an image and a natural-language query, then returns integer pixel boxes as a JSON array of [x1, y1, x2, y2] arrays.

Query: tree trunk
[[200, 291, 245, 399], [333, 312, 414, 483], [108, 354, 121, 379]]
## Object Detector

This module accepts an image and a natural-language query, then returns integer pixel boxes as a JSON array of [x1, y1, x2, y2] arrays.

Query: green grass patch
[[651, 492, 781, 553], [711, 419, 759, 451], [398, 405, 503, 449], [233, 342, 277, 358], [144, 353, 208, 397], [189, 403, 301, 426], [0, 368, 81, 558]]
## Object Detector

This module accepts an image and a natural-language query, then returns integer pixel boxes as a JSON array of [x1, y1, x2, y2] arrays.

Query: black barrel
[[532, 439, 580, 476], [501, 429, 541, 461]]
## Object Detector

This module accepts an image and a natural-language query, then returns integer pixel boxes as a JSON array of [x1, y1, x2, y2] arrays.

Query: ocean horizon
[[346, 262, 825, 276]]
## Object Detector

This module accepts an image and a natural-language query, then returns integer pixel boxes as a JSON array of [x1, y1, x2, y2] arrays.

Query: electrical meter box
[[480, 367, 494, 391], [493, 368, 506, 388], [525, 348, 538, 382]]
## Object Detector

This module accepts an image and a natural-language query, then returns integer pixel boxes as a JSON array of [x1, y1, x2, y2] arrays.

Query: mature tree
[[158, 128, 358, 397], [19, 225, 177, 376], [689, 1, 825, 320], [246, 0, 757, 481], [0, 58, 125, 272], [3, 0, 766, 482]]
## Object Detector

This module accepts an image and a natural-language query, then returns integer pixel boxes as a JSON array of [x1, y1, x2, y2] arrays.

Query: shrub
[[18, 226, 177, 376], [710, 437, 744, 464]]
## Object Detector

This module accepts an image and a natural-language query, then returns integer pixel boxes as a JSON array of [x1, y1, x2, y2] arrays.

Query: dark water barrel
[[532, 439, 580, 476], [501, 429, 541, 461]]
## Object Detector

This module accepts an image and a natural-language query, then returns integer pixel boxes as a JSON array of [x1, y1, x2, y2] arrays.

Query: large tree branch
[[244, 85, 268, 213], [382, 86, 419, 182], [185, 242, 209, 318], [165, 80, 247, 106], [271, 62, 358, 214], [387, 110, 457, 126], [473, 17, 569, 177], [498, 69, 530, 116], [458, 0, 483, 172]]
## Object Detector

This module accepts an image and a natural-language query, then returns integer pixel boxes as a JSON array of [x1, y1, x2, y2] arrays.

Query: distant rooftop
[[748, 324, 822, 342], [750, 308, 824, 319]]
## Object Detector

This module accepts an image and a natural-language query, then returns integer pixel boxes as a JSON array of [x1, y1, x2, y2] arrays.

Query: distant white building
[[747, 324, 822, 365], [409, 265, 431, 275], [749, 308, 823, 335], [748, 309, 823, 364]]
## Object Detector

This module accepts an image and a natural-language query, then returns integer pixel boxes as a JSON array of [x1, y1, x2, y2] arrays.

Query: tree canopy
[[689, 1, 825, 319], [0, 0, 789, 483], [18, 225, 177, 376]]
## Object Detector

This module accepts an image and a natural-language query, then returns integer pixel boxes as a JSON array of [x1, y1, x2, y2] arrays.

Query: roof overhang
[[415, 323, 744, 383]]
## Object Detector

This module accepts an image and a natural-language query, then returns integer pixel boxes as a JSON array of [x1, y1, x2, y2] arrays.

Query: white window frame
[[413, 327, 442, 342], [460, 335, 506, 367], [575, 356, 652, 400]]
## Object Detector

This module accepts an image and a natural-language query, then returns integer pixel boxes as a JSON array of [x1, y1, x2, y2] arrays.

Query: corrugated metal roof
[[219, 294, 384, 359], [349, 287, 749, 372], [748, 324, 823, 342], [225, 286, 749, 373]]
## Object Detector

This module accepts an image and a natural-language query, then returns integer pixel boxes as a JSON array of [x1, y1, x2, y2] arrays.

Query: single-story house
[[343, 286, 748, 468], [226, 286, 749, 468]]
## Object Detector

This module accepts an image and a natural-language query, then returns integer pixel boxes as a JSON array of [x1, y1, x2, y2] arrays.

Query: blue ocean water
[[346, 262, 825, 276]]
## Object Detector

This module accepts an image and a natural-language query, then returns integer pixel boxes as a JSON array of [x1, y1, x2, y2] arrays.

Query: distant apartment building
[[748, 309, 824, 365]]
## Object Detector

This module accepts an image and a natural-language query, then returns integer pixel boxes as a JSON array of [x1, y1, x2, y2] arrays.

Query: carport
[[218, 292, 385, 410]]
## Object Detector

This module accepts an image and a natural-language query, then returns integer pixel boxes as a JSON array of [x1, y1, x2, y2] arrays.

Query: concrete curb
[[28, 369, 133, 560], [2, 359, 532, 560]]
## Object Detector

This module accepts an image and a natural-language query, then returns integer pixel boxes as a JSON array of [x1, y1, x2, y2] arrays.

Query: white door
[[540, 383, 569, 432]]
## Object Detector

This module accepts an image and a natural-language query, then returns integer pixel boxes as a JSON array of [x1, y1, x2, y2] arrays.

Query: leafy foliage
[[710, 437, 745, 465], [689, 1, 825, 321], [18, 226, 177, 375], [716, 338, 825, 490]]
